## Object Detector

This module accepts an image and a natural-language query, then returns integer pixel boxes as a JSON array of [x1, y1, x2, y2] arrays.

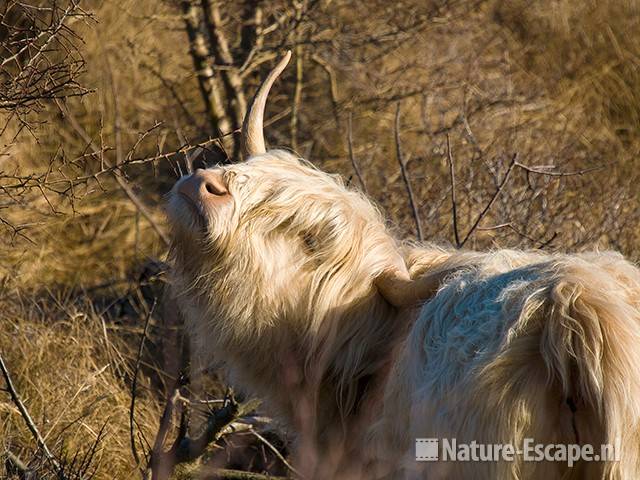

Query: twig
[[514, 162, 606, 177], [169, 397, 261, 464], [145, 384, 182, 480], [478, 222, 558, 248], [0, 130, 238, 197], [460, 153, 518, 247], [130, 299, 157, 468], [347, 112, 367, 193], [311, 53, 340, 128], [5, 450, 28, 477], [55, 99, 171, 247], [394, 102, 423, 241], [147, 378, 261, 480], [176, 130, 196, 174], [290, 46, 304, 152], [0, 353, 61, 472], [446, 134, 461, 248], [249, 428, 300, 477]]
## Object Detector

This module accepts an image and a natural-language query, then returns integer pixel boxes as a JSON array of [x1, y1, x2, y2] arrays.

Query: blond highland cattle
[[167, 52, 640, 479]]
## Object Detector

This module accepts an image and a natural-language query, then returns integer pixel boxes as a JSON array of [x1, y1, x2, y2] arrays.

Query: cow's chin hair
[[167, 194, 203, 234], [167, 193, 236, 246]]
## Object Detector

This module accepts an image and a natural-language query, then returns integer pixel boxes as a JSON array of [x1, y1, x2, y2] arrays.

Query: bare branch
[[147, 378, 262, 480], [55, 100, 171, 247], [311, 53, 340, 127], [249, 428, 300, 477], [130, 299, 157, 469], [347, 112, 367, 194], [447, 134, 461, 248], [460, 153, 518, 247], [0, 353, 61, 473], [478, 222, 558, 249], [394, 102, 423, 242], [5, 451, 28, 477], [290, 46, 304, 152], [0, 1, 90, 134], [514, 162, 606, 177]]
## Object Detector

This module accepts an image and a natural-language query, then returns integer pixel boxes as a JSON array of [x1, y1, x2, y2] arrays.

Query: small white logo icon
[[416, 438, 439, 461]]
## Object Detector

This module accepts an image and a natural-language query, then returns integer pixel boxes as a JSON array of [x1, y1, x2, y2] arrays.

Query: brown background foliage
[[1, 0, 639, 478]]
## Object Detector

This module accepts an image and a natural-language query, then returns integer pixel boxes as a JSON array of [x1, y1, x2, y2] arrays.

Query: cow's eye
[[235, 174, 249, 186]]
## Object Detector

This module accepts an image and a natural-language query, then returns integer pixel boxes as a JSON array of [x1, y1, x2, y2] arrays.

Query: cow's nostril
[[204, 181, 227, 196]]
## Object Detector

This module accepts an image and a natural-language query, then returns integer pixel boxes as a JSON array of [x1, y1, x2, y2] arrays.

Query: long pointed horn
[[241, 51, 292, 159]]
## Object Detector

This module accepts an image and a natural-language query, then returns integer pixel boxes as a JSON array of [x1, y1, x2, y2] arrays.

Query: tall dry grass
[[1, 0, 639, 478], [0, 294, 163, 479]]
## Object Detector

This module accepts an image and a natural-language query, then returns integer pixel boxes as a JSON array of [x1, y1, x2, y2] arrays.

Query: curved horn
[[241, 50, 292, 159], [376, 268, 443, 308]]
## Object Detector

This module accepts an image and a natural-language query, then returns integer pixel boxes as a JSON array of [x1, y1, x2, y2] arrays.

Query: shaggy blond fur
[[167, 150, 640, 479]]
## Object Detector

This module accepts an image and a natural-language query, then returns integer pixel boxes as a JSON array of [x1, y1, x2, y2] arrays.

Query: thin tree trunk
[[180, 0, 232, 152], [201, 0, 250, 159]]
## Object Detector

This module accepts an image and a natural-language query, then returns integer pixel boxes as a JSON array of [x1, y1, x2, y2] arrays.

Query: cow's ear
[[374, 252, 446, 308]]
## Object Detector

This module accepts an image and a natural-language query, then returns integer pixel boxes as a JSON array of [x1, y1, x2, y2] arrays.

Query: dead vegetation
[[1, 0, 639, 478]]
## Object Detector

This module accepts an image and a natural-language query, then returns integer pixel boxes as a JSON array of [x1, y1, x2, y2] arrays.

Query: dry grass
[[1, 0, 639, 478], [0, 185, 166, 479], [0, 293, 163, 479]]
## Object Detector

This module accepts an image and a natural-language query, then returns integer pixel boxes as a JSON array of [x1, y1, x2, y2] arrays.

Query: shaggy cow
[[167, 52, 640, 479]]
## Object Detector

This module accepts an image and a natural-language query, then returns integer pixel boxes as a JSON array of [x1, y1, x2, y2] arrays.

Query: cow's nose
[[178, 169, 228, 206]]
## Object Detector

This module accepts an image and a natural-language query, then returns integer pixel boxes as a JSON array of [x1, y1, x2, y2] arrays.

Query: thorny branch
[[0, 0, 93, 237], [0, 126, 236, 244], [0, 130, 235, 194], [55, 100, 172, 247], [0, 0, 91, 130]]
